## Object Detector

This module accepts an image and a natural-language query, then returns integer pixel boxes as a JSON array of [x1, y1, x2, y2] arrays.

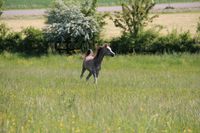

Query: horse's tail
[[85, 49, 93, 57]]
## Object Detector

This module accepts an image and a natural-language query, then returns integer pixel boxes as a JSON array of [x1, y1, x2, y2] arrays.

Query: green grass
[[3, 0, 200, 9], [0, 53, 200, 132]]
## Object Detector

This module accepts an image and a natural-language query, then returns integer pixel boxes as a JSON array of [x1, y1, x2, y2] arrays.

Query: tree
[[111, 0, 157, 37], [0, 0, 3, 17], [45, 0, 102, 53], [45, 0, 106, 53], [197, 18, 200, 34]]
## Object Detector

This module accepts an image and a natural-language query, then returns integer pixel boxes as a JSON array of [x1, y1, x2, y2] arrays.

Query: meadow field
[[0, 53, 200, 132], [2, 0, 199, 9]]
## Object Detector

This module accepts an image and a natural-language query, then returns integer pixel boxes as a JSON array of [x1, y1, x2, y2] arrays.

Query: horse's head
[[103, 44, 115, 57]]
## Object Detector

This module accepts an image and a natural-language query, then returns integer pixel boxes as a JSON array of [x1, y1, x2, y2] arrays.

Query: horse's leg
[[86, 72, 92, 81], [92, 72, 98, 84], [80, 66, 86, 79], [96, 70, 99, 78]]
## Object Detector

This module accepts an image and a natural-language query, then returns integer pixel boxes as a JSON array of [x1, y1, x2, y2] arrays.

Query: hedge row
[[0, 24, 48, 55], [110, 29, 200, 54], [0, 23, 200, 55]]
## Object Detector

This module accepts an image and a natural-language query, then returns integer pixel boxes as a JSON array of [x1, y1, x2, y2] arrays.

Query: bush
[[0, 0, 3, 17], [22, 27, 48, 54], [152, 31, 197, 53], [0, 25, 47, 54], [45, 0, 100, 53], [110, 29, 199, 54], [197, 18, 200, 34], [3, 32, 23, 52], [133, 29, 159, 53], [110, 29, 159, 54], [0, 24, 23, 53], [110, 34, 134, 54]]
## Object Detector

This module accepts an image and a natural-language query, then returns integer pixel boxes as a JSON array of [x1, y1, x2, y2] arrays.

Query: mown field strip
[[3, 0, 200, 9]]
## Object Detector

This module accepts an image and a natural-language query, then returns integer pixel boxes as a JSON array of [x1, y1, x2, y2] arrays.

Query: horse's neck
[[94, 50, 105, 66]]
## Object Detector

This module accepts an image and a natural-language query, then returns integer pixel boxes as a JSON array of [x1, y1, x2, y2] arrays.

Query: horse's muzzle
[[111, 52, 115, 57]]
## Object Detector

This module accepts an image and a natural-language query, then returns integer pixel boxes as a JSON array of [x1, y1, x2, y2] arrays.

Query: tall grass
[[3, 0, 199, 9], [0, 53, 200, 132]]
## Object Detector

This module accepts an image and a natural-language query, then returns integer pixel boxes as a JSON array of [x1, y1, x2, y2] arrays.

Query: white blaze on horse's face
[[105, 45, 115, 57]]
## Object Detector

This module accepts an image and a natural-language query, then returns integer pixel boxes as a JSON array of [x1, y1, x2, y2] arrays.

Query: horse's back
[[83, 55, 94, 71]]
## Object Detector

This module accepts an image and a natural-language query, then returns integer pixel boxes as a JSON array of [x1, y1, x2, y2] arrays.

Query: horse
[[80, 44, 115, 84]]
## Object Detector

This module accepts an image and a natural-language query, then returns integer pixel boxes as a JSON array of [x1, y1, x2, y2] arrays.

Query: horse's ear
[[104, 44, 108, 48]]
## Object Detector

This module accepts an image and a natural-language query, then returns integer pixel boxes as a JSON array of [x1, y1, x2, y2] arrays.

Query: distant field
[[1, 12, 199, 40], [0, 53, 200, 132], [2, 0, 200, 9]]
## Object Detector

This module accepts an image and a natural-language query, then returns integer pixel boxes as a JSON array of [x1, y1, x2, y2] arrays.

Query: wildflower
[[188, 128, 192, 133], [75, 127, 80, 133], [140, 107, 144, 112], [60, 121, 64, 128], [72, 114, 76, 119], [107, 127, 111, 132]]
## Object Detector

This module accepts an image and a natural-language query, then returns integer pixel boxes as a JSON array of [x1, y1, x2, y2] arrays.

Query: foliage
[[81, 0, 108, 28], [111, 0, 157, 37], [110, 29, 199, 54], [2, 32, 23, 53], [0, 24, 23, 53], [0, 24, 47, 54], [45, 0, 100, 53], [110, 33, 134, 54], [22, 27, 48, 54], [196, 18, 200, 43], [197, 17, 200, 36], [0, 23, 9, 40], [0, 0, 3, 16]]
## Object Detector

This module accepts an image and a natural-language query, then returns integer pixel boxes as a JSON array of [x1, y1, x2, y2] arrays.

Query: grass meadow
[[0, 53, 200, 132], [3, 0, 200, 9]]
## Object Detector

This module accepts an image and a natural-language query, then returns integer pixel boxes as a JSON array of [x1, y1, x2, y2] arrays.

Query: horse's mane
[[85, 45, 105, 59], [94, 47, 103, 58]]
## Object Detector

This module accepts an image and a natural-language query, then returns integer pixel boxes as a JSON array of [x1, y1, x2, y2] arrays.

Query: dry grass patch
[[151, 12, 200, 35], [102, 12, 200, 40], [1, 12, 200, 39], [1, 16, 45, 31]]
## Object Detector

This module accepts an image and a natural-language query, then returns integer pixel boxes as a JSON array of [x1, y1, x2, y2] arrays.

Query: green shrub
[[133, 29, 159, 53], [0, 24, 23, 53], [22, 27, 47, 54], [0, 23, 9, 52], [3, 32, 22, 52], [45, 0, 100, 53], [111, 29, 159, 54], [110, 34, 134, 54], [110, 29, 199, 54], [0, 0, 3, 17], [156, 31, 197, 53], [197, 18, 200, 34]]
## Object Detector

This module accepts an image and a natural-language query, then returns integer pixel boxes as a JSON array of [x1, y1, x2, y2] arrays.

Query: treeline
[[0, 0, 200, 55]]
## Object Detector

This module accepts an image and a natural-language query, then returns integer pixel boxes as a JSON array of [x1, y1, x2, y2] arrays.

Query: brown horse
[[80, 44, 115, 84]]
